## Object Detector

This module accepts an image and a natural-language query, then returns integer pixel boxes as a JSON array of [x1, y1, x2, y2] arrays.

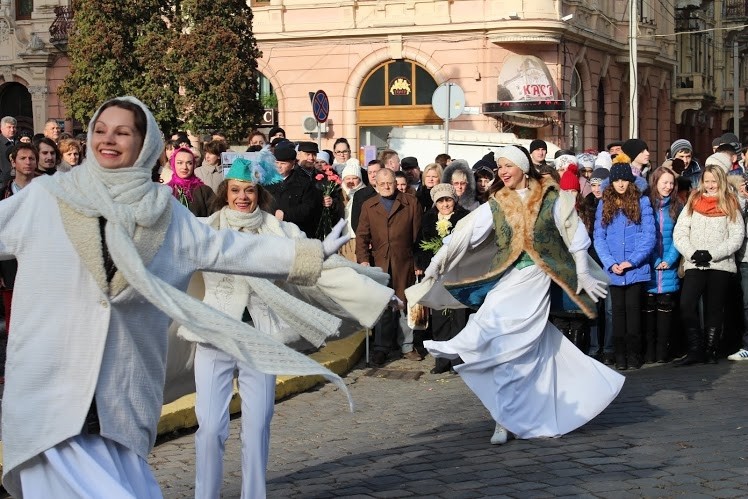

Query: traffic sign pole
[[431, 82, 464, 157]]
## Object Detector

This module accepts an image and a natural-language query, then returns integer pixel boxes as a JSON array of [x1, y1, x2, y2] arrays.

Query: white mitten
[[573, 251, 607, 302], [321, 219, 351, 258]]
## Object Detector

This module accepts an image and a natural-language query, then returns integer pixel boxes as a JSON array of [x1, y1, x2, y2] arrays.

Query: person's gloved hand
[[389, 295, 404, 310], [691, 250, 712, 267], [573, 251, 607, 302], [322, 219, 350, 258]]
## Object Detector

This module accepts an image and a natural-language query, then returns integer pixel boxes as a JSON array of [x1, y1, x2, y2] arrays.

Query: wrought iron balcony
[[49, 6, 73, 51]]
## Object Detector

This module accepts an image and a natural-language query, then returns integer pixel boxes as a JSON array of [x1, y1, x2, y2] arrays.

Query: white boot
[[490, 423, 508, 445]]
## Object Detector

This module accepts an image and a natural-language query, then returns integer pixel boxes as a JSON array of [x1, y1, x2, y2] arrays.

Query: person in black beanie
[[621, 139, 650, 177], [529, 139, 549, 168]]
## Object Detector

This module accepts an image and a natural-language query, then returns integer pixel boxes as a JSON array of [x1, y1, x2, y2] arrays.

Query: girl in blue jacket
[[643, 166, 683, 363], [594, 157, 656, 370]]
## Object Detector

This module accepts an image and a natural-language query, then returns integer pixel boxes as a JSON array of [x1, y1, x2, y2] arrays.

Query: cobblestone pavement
[[151, 358, 748, 498]]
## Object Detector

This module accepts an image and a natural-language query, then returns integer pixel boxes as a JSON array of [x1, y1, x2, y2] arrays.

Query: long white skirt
[[13, 434, 162, 499], [425, 265, 625, 439]]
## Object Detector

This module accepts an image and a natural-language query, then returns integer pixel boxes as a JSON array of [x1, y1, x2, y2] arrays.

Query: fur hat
[[609, 153, 636, 182], [622, 139, 648, 161], [430, 182, 457, 203], [559, 169, 581, 192], [705, 152, 733, 173], [576, 152, 595, 171]]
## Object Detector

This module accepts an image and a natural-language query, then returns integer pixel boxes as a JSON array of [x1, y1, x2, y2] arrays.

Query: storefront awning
[[481, 55, 565, 127]]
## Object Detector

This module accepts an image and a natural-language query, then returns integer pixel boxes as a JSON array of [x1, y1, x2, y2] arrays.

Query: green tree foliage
[[173, 0, 263, 142], [60, 0, 262, 140]]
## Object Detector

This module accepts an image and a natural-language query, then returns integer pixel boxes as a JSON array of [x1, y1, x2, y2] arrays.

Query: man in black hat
[[296, 141, 319, 179], [606, 141, 623, 158], [400, 156, 421, 190], [529, 139, 549, 169], [265, 143, 322, 238]]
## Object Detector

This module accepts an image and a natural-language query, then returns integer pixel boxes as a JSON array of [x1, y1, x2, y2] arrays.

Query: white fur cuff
[[288, 239, 324, 286]]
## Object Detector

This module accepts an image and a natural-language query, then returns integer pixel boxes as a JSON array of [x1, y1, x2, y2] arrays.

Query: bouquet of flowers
[[315, 166, 342, 240], [419, 218, 452, 254]]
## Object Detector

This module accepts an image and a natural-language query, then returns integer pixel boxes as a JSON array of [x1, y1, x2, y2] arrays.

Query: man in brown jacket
[[356, 168, 422, 366]]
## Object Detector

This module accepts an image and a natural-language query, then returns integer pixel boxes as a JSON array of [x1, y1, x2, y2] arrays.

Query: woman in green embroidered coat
[[411, 145, 624, 445]]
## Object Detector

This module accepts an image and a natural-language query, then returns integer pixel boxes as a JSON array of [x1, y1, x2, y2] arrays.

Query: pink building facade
[[253, 0, 677, 161]]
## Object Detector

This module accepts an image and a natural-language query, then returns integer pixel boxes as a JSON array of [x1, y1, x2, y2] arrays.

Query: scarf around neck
[[693, 194, 726, 217], [37, 96, 351, 408]]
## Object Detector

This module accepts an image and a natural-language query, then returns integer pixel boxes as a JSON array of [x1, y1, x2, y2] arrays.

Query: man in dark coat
[[356, 168, 422, 366], [350, 159, 381, 233], [0, 116, 17, 185], [265, 144, 322, 237]]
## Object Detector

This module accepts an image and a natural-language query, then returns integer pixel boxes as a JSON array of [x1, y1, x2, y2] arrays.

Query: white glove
[[424, 245, 449, 279], [389, 295, 404, 310], [573, 251, 607, 302], [321, 219, 350, 258]]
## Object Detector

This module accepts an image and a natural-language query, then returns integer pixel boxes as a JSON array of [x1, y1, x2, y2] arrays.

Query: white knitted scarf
[[36, 97, 352, 409], [216, 206, 341, 347]]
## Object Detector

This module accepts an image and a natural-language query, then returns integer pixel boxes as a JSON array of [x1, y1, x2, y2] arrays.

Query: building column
[[27, 85, 48, 133]]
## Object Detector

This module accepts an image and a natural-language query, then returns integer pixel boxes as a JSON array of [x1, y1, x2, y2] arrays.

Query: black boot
[[643, 308, 657, 363], [655, 309, 672, 363], [704, 326, 720, 364], [614, 337, 627, 370], [675, 327, 703, 366]]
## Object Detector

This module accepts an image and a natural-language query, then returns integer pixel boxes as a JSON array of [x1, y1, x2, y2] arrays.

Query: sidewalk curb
[[156, 329, 366, 435], [0, 330, 367, 481]]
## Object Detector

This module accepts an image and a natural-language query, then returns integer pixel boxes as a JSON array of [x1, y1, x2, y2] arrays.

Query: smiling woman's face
[[92, 106, 143, 169]]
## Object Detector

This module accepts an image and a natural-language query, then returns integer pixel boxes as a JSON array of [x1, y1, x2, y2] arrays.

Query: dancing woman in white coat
[[409, 146, 625, 445], [0, 97, 356, 498], [181, 153, 394, 498]]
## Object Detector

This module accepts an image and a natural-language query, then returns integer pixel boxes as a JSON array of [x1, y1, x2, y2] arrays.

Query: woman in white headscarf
[[0, 97, 357, 498], [408, 145, 624, 446], [182, 151, 393, 499]]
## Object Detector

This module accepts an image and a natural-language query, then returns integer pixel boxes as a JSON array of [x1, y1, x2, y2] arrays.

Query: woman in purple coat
[[594, 156, 656, 370]]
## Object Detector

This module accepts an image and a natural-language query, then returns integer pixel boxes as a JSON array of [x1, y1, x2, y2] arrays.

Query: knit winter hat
[[529, 139, 547, 153], [559, 169, 581, 192], [669, 139, 692, 158], [705, 152, 733, 173], [609, 154, 635, 182], [594, 151, 613, 170], [430, 182, 458, 203], [341, 161, 363, 180], [589, 167, 610, 185], [554, 154, 577, 172], [316, 151, 331, 165], [576, 152, 596, 171], [719, 132, 741, 152], [622, 139, 648, 161]]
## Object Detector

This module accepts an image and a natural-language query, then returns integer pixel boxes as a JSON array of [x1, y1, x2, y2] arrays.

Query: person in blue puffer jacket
[[594, 155, 656, 370], [643, 166, 683, 364]]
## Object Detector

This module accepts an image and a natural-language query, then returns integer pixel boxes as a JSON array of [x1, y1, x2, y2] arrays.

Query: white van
[[387, 126, 560, 167]]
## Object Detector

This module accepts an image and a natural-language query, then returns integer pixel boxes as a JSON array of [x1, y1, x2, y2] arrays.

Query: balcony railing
[[725, 0, 748, 18], [49, 6, 73, 51]]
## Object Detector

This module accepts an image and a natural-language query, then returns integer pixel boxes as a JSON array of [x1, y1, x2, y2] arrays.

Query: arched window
[[0, 82, 33, 132], [357, 60, 440, 148], [568, 66, 584, 152]]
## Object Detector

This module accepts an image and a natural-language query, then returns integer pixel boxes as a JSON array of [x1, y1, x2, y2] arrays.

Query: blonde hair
[[422, 162, 443, 179], [686, 164, 741, 221]]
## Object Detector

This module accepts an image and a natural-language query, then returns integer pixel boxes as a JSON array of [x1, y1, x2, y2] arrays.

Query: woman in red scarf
[[673, 164, 745, 365], [167, 147, 215, 216]]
